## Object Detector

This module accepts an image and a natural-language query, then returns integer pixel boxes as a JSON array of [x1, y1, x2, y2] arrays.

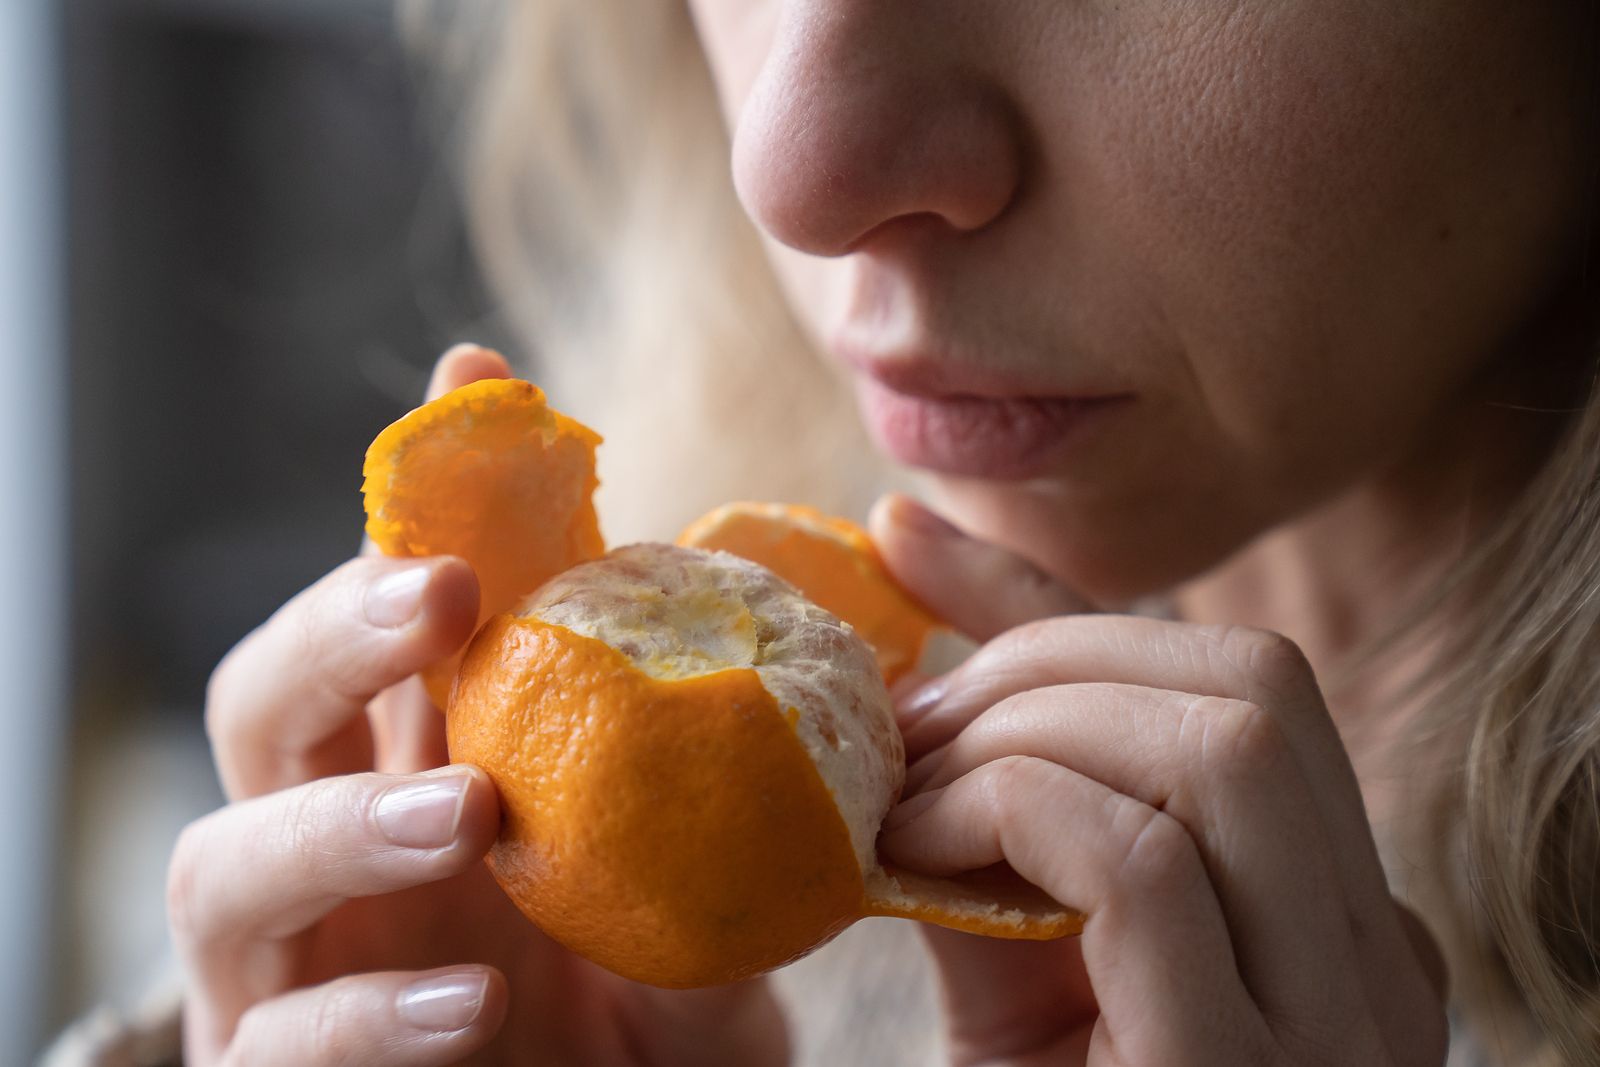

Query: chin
[[930, 475, 1266, 609]]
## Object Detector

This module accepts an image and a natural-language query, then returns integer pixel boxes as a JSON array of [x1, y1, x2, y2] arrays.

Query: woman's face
[[687, 1, 1590, 601]]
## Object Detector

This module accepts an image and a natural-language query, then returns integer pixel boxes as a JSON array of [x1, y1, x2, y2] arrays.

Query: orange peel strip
[[866, 864, 1085, 940], [362, 377, 604, 705], [678, 502, 940, 685]]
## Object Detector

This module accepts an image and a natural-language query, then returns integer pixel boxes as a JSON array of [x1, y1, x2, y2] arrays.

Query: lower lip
[[856, 378, 1128, 480]]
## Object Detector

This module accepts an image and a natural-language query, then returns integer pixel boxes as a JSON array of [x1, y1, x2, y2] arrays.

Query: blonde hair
[[401, 0, 890, 545], [1396, 379, 1600, 1063], [404, 2, 1600, 1061]]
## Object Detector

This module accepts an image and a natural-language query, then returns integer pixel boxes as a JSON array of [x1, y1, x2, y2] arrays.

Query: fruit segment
[[678, 502, 940, 685]]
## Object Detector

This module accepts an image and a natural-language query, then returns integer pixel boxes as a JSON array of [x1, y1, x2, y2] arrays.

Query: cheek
[[946, 6, 1585, 599], [1079, 3, 1581, 459]]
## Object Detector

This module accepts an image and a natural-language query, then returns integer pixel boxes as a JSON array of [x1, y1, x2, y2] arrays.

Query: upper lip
[[838, 345, 1121, 402]]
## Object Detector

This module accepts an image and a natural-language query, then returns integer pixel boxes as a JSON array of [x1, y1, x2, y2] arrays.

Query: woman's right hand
[[166, 346, 788, 1066]]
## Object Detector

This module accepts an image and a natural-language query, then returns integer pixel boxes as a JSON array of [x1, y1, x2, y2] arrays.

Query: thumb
[[426, 343, 513, 401], [868, 493, 1092, 643]]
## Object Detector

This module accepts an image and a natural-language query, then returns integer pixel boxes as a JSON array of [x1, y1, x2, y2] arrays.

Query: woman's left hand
[[871, 496, 1450, 1066]]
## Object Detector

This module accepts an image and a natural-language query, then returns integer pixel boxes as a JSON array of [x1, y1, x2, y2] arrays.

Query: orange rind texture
[[362, 378, 604, 705], [678, 502, 940, 685]]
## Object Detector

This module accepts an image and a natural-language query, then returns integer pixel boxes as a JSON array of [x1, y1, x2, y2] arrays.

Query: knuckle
[[225, 1003, 272, 1063], [228, 983, 376, 1067], [995, 615, 1075, 662], [1111, 802, 1198, 896], [281, 780, 351, 865], [981, 754, 1054, 826], [1219, 626, 1313, 698], [203, 644, 251, 747], [1190, 696, 1290, 780], [303, 985, 361, 1067], [165, 819, 210, 944]]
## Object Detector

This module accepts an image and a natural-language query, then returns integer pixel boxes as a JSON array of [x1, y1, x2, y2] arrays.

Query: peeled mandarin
[[448, 542, 1082, 989]]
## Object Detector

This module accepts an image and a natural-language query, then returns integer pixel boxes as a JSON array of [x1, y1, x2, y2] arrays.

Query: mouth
[[843, 354, 1133, 481]]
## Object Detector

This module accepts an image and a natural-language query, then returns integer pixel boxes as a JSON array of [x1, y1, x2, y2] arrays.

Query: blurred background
[[6, 0, 505, 1059]]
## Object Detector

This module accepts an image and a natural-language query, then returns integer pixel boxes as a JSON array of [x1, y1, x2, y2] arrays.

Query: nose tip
[[731, 22, 1024, 257]]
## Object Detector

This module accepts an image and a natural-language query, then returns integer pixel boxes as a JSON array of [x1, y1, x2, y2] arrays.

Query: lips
[[838, 343, 1133, 481]]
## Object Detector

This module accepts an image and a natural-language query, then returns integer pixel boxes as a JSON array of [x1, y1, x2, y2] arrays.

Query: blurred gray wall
[[40, 0, 506, 1054], [0, 1, 68, 1062]]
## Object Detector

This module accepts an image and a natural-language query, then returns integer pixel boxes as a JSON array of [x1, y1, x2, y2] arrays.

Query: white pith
[[520, 542, 904, 874]]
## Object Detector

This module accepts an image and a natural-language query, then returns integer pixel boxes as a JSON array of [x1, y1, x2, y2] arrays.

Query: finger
[[369, 675, 453, 776], [904, 683, 1374, 1030], [167, 767, 497, 961], [220, 967, 506, 1067], [902, 619, 1378, 899], [914, 932, 1096, 1063], [902, 616, 1437, 1050], [206, 556, 479, 799], [880, 756, 1278, 1061], [868, 494, 1091, 643], [426, 343, 513, 401]]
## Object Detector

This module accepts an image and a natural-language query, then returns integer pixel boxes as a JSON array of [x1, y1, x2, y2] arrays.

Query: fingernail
[[896, 678, 949, 728], [375, 770, 471, 849], [881, 790, 941, 834], [365, 565, 432, 629], [398, 971, 488, 1032]]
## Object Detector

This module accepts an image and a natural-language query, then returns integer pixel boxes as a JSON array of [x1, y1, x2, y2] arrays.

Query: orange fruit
[[678, 502, 940, 685], [363, 374, 1082, 989], [448, 542, 1082, 988], [362, 377, 604, 706]]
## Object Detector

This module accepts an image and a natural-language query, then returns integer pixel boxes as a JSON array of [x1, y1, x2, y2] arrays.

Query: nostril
[[842, 213, 962, 256]]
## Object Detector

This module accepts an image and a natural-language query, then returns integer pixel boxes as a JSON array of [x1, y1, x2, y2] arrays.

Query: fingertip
[[426, 344, 515, 401], [870, 494, 951, 595], [447, 764, 501, 853], [474, 965, 510, 1038], [870, 493, 964, 549]]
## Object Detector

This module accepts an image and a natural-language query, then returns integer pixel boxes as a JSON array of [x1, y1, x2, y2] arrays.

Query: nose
[[731, 5, 1025, 257]]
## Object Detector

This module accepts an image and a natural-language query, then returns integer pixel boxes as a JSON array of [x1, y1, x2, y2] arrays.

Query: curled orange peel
[[361, 377, 604, 706]]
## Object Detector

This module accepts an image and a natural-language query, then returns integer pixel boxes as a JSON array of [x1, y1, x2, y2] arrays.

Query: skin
[[694, 0, 1589, 605], [171, 1, 1596, 1063]]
